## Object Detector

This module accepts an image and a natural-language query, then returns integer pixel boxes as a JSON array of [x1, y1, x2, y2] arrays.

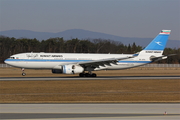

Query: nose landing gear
[[21, 68, 26, 76]]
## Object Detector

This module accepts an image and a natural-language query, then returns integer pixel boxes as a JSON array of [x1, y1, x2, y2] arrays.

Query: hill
[[0, 29, 179, 48]]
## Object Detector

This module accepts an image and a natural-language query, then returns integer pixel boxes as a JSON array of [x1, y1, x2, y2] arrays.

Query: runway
[[0, 75, 180, 81], [0, 104, 180, 120]]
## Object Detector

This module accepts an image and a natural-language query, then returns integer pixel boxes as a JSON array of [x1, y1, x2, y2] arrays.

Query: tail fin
[[144, 30, 171, 51], [137, 30, 171, 58]]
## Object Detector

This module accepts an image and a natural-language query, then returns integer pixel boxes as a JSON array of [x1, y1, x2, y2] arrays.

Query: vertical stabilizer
[[144, 30, 171, 51], [138, 30, 171, 58]]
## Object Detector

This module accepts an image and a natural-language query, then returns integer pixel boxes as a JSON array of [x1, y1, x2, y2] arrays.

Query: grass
[[0, 67, 179, 103], [0, 67, 180, 77]]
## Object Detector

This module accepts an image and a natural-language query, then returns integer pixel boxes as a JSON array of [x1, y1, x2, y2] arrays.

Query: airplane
[[4, 30, 173, 77]]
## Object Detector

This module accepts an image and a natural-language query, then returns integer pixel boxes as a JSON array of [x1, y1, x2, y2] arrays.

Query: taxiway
[[0, 104, 180, 120]]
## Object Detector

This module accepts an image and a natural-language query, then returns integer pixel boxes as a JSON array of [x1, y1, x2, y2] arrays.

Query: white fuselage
[[4, 52, 151, 70]]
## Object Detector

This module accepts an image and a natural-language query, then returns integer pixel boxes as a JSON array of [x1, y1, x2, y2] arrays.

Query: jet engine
[[52, 65, 84, 74]]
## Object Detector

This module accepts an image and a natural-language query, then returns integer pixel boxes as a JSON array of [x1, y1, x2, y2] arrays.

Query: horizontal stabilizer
[[150, 54, 176, 62]]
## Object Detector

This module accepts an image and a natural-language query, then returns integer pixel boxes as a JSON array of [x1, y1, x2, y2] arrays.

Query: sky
[[0, 0, 180, 40]]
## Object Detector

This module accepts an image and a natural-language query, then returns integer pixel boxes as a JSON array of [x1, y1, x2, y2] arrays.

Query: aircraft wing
[[77, 56, 134, 68]]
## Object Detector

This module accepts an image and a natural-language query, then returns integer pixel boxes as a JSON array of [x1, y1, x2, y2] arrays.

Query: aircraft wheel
[[79, 73, 85, 77], [22, 73, 26, 76], [79, 73, 97, 77], [91, 73, 97, 77], [85, 73, 90, 77]]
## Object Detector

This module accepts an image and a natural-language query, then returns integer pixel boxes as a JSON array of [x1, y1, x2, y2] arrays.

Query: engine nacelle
[[63, 65, 84, 74], [52, 65, 84, 74]]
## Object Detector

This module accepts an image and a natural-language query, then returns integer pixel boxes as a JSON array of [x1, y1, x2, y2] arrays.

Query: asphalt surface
[[0, 104, 180, 120], [0, 76, 180, 81], [1, 113, 179, 119], [0, 76, 179, 119]]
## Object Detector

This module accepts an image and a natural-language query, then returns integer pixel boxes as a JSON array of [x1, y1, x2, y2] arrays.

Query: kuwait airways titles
[[26, 54, 63, 58]]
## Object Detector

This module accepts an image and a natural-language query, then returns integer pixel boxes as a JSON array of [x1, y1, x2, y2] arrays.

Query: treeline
[[0, 36, 179, 63]]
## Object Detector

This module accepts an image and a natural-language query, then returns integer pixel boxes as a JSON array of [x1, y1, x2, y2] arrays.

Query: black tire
[[79, 73, 85, 77], [85, 73, 90, 77], [92, 73, 97, 77], [22, 73, 26, 76]]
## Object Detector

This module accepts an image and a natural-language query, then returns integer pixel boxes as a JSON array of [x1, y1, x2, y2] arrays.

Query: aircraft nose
[[4, 59, 9, 64]]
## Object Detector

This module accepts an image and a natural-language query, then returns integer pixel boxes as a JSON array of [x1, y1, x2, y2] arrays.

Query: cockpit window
[[10, 57, 15, 59]]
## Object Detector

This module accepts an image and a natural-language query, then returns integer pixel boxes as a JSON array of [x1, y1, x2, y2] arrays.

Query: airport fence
[[0, 64, 11, 67], [142, 64, 180, 68], [0, 64, 180, 68]]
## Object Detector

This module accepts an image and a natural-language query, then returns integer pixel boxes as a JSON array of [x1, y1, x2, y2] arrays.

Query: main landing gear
[[79, 72, 97, 77], [21, 68, 26, 76]]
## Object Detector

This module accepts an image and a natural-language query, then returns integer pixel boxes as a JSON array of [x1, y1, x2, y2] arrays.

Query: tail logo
[[155, 41, 163, 46], [143, 30, 170, 51]]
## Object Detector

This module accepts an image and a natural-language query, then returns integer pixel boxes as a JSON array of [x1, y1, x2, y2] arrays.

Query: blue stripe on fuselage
[[5, 59, 151, 64], [5, 59, 90, 62]]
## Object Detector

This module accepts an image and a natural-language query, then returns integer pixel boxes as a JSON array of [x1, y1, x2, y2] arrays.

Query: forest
[[0, 36, 179, 64]]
